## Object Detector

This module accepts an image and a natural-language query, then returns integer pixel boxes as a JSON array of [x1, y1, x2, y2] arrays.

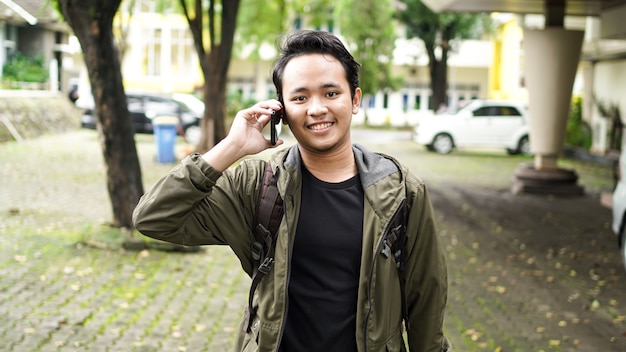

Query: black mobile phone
[[270, 109, 283, 145]]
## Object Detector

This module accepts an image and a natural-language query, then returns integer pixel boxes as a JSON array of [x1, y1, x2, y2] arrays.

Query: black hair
[[272, 30, 361, 101]]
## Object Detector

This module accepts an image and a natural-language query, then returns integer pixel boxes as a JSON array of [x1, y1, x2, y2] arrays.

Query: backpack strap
[[381, 195, 410, 333], [243, 161, 284, 333]]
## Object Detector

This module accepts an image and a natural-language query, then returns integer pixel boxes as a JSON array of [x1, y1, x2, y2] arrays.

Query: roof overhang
[[421, 0, 626, 17], [423, 0, 626, 41], [0, 0, 37, 25]]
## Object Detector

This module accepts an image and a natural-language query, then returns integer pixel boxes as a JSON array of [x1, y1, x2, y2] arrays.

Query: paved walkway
[[1, 130, 625, 351]]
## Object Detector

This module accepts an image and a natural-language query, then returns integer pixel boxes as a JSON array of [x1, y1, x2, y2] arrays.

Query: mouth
[[308, 122, 333, 131]]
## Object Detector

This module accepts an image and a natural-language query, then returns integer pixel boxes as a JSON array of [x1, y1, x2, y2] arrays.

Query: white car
[[612, 152, 626, 271], [413, 100, 531, 155]]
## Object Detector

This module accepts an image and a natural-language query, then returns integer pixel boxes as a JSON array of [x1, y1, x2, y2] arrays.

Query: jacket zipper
[[276, 174, 292, 351], [363, 201, 405, 351]]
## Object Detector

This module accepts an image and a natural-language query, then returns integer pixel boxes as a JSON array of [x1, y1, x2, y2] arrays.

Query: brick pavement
[[1, 131, 251, 351], [1, 129, 625, 351]]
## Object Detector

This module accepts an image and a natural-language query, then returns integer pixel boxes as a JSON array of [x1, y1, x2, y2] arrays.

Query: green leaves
[[2, 53, 48, 83]]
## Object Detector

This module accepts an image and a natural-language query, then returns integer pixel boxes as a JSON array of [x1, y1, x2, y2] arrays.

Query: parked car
[[79, 91, 204, 145], [413, 99, 531, 155], [611, 152, 626, 271]]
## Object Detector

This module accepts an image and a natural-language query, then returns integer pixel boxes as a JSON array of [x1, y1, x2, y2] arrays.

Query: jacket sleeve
[[132, 153, 262, 275], [403, 177, 449, 352]]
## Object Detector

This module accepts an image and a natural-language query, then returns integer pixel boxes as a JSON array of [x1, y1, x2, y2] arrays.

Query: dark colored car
[[79, 92, 204, 144]]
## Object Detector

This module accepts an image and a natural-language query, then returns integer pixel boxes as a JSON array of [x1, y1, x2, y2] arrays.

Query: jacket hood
[[271, 143, 405, 188]]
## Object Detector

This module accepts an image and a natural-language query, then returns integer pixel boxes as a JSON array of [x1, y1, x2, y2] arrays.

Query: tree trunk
[[427, 46, 449, 111], [58, 0, 144, 229], [196, 49, 229, 153], [191, 0, 240, 154]]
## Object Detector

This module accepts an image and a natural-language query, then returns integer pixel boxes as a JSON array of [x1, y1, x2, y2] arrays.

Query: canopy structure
[[423, 0, 626, 195]]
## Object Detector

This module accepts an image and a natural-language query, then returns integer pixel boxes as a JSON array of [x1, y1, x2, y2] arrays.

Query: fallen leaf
[[590, 300, 600, 311], [549, 340, 561, 346]]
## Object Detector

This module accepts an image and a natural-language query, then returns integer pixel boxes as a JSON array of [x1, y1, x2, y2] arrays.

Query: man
[[133, 30, 449, 352]]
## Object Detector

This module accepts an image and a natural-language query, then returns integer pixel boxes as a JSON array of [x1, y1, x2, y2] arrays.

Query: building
[[424, 0, 626, 195], [71, 1, 494, 128], [489, 10, 626, 154], [0, 0, 74, 93]]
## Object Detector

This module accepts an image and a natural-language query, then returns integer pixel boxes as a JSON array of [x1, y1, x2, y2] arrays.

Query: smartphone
[[270, 109, 283, 145]]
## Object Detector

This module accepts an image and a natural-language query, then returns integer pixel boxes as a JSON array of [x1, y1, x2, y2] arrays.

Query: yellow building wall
[[117, 12, 205, 94], [489, 16, 528, 101]]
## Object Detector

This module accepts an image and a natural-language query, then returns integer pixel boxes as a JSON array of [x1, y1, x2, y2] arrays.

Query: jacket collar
[[276, 143, 403, 188]]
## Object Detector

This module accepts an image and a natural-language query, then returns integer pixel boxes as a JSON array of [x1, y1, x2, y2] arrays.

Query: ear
[[352, 88, 362, 115], [278, 94, 289, 125]]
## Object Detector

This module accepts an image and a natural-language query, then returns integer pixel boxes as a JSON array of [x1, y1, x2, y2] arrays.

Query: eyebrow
[[287, 82, 342, 95]]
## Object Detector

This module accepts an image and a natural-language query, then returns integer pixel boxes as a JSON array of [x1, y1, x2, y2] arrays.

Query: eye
[[327, 91, 338, 98]]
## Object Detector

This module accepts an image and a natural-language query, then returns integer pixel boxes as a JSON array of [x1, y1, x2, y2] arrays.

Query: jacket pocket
[[240, 317, 261, 352], [383, 330, 407, 352]]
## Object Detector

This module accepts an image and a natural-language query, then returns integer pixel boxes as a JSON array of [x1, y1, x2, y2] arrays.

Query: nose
[[307, 96, 328, 116]]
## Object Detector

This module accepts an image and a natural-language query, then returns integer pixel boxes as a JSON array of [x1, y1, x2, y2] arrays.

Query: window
[[170, 28, 195, 76], [473, 106, 495, 116], [136, 0, 156, 13], [473, 105, 522, 117], [127, 96, 144, 113], [145, 96, 179, 116], [497, 106, 522, 116], [144, 28, 162, 76]]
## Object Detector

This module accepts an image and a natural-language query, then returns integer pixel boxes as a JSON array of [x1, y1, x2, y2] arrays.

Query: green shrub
[[226, 88, 256, 128], [2, 53, 48, 83], [565, 95, 592, 149]]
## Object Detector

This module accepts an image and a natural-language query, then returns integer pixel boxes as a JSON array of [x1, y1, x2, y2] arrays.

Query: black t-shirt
[[279, 167, 364, 352]]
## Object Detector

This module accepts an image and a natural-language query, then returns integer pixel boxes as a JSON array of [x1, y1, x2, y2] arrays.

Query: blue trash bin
[[153, 116, 179, 163]]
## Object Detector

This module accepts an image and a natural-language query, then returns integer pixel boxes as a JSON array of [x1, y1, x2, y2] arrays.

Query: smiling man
[[133, 30, 450, 352]]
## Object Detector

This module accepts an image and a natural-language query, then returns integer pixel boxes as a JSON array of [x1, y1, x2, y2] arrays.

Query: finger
[[254, 100, 282, 114], [265, 138, 284, 149]]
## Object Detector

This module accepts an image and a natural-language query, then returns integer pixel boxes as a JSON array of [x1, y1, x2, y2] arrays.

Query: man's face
[[281, 53, 361, 155]]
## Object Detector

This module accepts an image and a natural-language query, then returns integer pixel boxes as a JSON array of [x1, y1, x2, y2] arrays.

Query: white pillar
[[523, 28, 584, 169], [49, 58, 59, 92]]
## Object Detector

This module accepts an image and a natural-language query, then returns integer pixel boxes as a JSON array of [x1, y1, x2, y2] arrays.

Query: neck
[[299, 143, 357, 183]]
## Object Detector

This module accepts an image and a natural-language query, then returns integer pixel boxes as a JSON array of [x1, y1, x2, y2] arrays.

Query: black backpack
[[242, 161, 409, 335]]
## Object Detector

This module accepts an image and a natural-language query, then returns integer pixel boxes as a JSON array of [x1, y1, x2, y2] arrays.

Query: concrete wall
[[0, 91, 82, 143], [590, 60, 626, 153]]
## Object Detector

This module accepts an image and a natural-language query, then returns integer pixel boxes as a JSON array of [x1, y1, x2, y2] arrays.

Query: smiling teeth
[[310, 123, 332, 130]]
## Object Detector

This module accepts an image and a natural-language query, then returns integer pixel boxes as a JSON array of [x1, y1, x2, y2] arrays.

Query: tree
[[179, 0, 241, 153], [180, 0, 347, 151], [236, 0, 289, 56], [58, 0, 144, 230], [167, 0, 401, 150], [114, 0, 135, 61], [337, 0, 400, 97], [396, 0, 492, 110]]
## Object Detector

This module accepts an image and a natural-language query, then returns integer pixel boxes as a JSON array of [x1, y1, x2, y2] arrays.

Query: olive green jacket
[[133, 144, 449, 352]]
